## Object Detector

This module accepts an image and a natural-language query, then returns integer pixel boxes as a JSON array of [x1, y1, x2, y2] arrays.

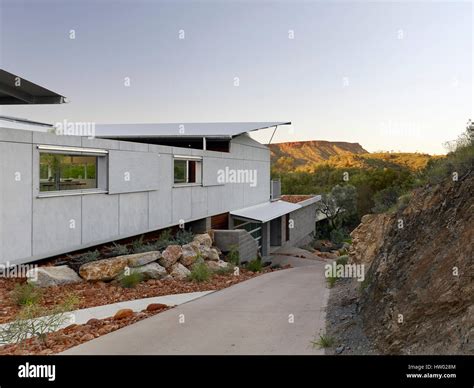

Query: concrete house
[[0, 70, 320, 266]]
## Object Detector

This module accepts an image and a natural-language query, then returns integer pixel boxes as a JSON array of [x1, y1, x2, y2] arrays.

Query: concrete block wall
[[0, 128, 270, 266], [213, 229, 259, 263], [284, 201, 318, 248]]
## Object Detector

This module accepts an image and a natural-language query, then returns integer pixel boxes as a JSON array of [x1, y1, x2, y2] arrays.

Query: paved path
[[63, 260, 329, 355]]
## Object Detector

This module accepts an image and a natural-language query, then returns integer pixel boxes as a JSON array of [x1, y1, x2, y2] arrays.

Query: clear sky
[[0, 0, 472, 154]]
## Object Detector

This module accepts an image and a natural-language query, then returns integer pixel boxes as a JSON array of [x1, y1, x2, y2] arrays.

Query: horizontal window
[[40, 153, 99, 192], [174, 157, 202, 185]]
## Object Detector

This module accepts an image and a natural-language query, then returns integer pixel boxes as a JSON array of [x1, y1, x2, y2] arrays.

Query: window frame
[[37, 145, 109, 198], [173, 155, 203, 186]]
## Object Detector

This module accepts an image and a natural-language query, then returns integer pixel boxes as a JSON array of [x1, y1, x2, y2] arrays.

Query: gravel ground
[[324, 277, 378, 355]]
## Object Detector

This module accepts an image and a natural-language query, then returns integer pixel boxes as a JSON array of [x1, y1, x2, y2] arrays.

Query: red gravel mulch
[[0, 306, 171, 355], [0, 268, 281, 324]]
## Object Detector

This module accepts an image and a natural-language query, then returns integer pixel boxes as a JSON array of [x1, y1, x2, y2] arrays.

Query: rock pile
[[27, 233, 230, 287]]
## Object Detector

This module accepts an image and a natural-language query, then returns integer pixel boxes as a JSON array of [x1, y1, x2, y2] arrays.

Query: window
[[174, 157, 202, 185], [40, 153, 98, 192]]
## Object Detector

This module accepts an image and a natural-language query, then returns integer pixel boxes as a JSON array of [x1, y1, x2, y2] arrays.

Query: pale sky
[[0, 0, 472, 154]]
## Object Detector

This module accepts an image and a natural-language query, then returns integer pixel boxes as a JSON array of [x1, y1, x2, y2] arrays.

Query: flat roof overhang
[[230, 200, 302, 223], [95, 122, 291, 139], [0, 69, 66, 105]]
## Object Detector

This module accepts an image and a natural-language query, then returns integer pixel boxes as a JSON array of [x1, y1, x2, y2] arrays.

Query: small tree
[[315, 184, 357, 230]]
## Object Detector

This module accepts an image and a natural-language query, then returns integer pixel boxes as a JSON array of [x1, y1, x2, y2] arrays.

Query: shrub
[[329, 228, 346, 245], [215, 265, 234, 275], [424, 129, 474, 184], [372, 186, 401, 213], [327, 276, 337, 288], [396, 193, 412, 211], [0, 293, 78, 346], [188, 260, 211, 282], [153, 229, 174, 251], [109, 243, 129, 257], [336, 255, 349, 266], [68, 250, 101, 272], [312, 334, 335, 348], [11, 283, 42, 307], [173, 229, 194, 245], [118, 270, 144, 288], [131, 236, 156, 253], [246, 258, 263, 272], [226, 245, 240, 266]]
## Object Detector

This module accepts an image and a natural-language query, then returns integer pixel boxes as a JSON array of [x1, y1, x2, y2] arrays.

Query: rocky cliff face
[[359, 172, 473, 354], [349, 213, 394, 265]]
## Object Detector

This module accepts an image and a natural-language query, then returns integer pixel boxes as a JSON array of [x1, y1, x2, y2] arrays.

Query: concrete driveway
[[63, 259, 329, 355]]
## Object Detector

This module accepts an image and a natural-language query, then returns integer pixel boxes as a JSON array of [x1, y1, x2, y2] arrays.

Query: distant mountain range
[[269, 140, 438, 172]]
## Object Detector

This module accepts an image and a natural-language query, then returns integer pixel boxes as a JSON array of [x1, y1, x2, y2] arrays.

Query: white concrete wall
[[0, 129, 270, 265]]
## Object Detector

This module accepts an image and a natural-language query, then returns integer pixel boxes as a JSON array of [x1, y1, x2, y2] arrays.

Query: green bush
[[396, 193, 412, 211], [153, 229, 174, 251], [173, 229, 194, 245], [109, 243, 129, 257], [336, 255, 349, 266], [214, 264, 234, 275], [131, 236, 157, 253], [246, 258, 263, 272], [188, 260, 211, 282], [68, 250, 101, 272], [11, 283, 42, 307], [118, 270, 144, 288], [424, 130, 473, 184], [372, 186, 401, 213], [226, 245, 240, 266], [327, 276, 337, 288], [329, 228, 346, 245]]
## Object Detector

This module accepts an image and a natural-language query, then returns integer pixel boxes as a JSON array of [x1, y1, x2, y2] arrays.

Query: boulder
[[199, 246, 220, 261], [159, 245, 182, 268], [193, 233, 212, 247], [180, 244, 199, 267], [169, 263, 191, 280], [132, 262, 167, 280], [124, 251, 161, 267], [205, 260, 231, 272], [27, 265, 82, 287], [114, 309, 134, 320], [146, 303, 168, 312], [79, 257, 129, 281]]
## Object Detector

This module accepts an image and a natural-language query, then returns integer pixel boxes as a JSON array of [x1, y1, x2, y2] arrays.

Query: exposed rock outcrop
[[349, 213, 394, 265], [360, 172, 474, 354]]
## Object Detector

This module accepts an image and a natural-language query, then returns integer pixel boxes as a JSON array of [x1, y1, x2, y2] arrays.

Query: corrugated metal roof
[[0, 69, 66, 105], [95, 122, 290, 139], [230, 200, 301, 223]]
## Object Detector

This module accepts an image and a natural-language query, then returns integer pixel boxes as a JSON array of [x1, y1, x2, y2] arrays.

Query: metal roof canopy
[[230, 200, 301, 223], [95, 122, 291, 139], [0, 69, 66, 105]]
